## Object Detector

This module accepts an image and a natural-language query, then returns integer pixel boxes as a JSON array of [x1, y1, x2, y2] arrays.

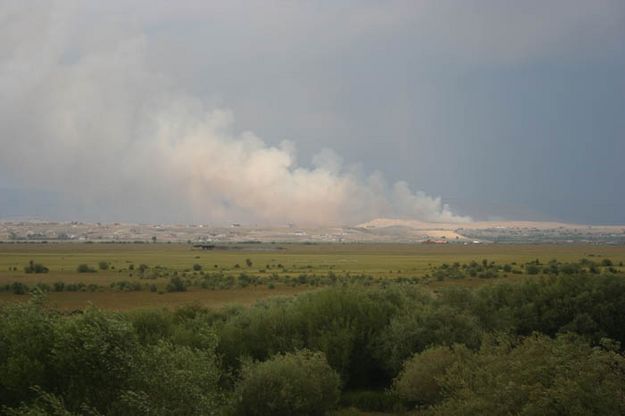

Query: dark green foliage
[[376, 304, 482, 373], [217, 287, 421, 386], [9, 282, 29, 295], [166, 276, 187, 292], [2, 388, 84, 416], [525, 263, 540, 274], [98, 261, 110, 271], [0, 300, 57, 405], [192, 263, 202, 271], [110, 281, 142, 291], [471, 274, 625, 344], [3, 267, 625, 415], [117, 340, 223, 416], [76, 264, 96, 273], [233, 350, 340, 416], [24, 260, 49, 274], [51, 308, 139, 411], [426, 334, 625, 416], [393, 345, 470, 406]]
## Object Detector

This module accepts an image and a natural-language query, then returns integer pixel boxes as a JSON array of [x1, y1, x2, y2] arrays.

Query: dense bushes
[[0, 299, 56, 404], [393, 345, 469, 406], [51, 308, 139, 411], [23, 260, 48, 274], [0, 302, 224, 415], [118, 340, 223, 416], [233, 350, 340, 416], [419, 334, 625, 415], [76, 264, 97, 273], [2, 272, 625, 415], [216, 286, 421, 386], [376, 304, 482, 373]]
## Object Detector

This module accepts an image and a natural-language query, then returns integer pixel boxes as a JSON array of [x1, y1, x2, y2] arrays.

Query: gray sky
[[1, 0, 624, 224]]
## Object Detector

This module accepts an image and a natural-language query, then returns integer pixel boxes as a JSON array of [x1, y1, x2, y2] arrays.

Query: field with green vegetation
[[0, 242, 624, 310], [2, 242, 625, 415]]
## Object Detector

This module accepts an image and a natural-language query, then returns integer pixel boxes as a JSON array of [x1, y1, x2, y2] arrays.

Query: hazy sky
[[1, 0, 624, 224]]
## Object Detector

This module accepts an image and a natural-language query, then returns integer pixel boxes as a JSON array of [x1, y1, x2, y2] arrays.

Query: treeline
[[2, 273, 625, 415]]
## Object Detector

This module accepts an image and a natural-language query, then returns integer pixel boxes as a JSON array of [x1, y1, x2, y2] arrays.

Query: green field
[[1, 242, 624, 310]]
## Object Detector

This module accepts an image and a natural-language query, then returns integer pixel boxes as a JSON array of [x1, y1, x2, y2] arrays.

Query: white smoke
[[0, 1, 470, 225]]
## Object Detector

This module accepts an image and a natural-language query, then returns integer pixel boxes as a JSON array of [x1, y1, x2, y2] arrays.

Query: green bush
[[217, 287, 418, 386], [10, 281, 29, 295], [3, 388, 81, 416], [234, 350, 341, 416], [393, 345, 469, 406], [24, 260, 49, 274], [76, 264, 96, 273], [525, 264, 540, 275], [375, 304, 482, 373], [166, 276, 187, 292], [0, 300, 57, 405], [428, 334, 625, 416], [51, 308, 139, 412], [117, 340, 223, 416]]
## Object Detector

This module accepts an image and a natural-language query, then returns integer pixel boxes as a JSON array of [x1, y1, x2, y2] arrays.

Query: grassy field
[[1, 242, 624, 310]]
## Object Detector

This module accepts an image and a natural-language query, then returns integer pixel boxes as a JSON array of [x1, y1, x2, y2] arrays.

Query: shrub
[[376, 304, 482, 374], [393, 345, 469, 406], [98, 261, 110, 270], [166, 277, 187, 292], [525, 264, 540, 275], [10, 282, 29, 295], [192, 263, 202, 271], [0, 300, 57, 405], [428, 334, 625, 416], [76, 264, 96, 273], [217, 287, 416, 386], [118, 340, 224, 416], [51, 308, 139, 412], [3, 388, 80, 416], [24, 260, 49, 274], [234, 350, 340, 416]]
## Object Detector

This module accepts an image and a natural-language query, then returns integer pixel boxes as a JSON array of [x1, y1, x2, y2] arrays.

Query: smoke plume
[[0, 1, 469, 225]]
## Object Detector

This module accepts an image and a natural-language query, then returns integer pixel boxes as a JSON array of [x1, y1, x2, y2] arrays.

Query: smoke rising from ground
[[0, 2, 469, 225]]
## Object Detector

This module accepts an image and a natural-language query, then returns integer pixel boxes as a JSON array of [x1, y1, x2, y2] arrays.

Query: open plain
[[1, 242, 624, 310]]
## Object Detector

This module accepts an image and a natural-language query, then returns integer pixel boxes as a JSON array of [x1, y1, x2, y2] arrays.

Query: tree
[[393, 345, 470, 406], [427, 334, 625, 416], [51, 308, 139, 412], [234, 350, 340, 416], [118, 340, 224, 416]]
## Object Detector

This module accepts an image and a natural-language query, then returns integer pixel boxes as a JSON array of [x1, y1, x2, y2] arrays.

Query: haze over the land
[[1, 1, 624, 225]]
